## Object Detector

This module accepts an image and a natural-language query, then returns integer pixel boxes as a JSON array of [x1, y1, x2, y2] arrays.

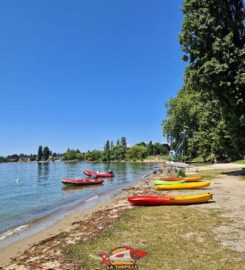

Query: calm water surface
[[0, 161, 157, 236]]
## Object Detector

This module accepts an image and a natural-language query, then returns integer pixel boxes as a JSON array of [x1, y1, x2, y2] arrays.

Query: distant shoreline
[[0, 158, 164, 164]]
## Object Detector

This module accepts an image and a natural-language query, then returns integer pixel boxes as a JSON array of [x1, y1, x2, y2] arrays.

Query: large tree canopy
[[163, 88, 238, 161], [180, 0, 245, 155], [163, 0, 245, 160]]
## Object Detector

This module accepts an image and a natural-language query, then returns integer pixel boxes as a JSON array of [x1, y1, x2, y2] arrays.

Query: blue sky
[[0, 0, 184, 155]]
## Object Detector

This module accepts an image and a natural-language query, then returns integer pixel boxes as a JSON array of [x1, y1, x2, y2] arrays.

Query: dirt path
[[180, 163, 245, 252], [200, 173, 245, 252]]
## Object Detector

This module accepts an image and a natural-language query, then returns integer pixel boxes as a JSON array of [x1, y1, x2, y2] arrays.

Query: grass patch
[[63, 206, 244, 270], [191, 156, 206, 163], [159, 155, 169, 160], [238, 175, 245, 181], [188, 169, 239, 180], [146, 155, 169, 161], [190, 168, 245, 181], [188, 156, 213, 166], [191, 162, 213, 167], [233, 160, 245, 164]]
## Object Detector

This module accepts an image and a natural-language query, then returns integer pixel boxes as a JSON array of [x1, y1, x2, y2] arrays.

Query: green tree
[[0, 156, 6, 163], [159, 144, 170, 155], [147, 141, 154, 155], [152, 143, 165, 155], [64, 149, 77, 160], [110, 140, 114, 150], [103, 140, 111, 161], [112, 145, 126, 161], [29, 154, 37, 161], [43, 146, 50, 161], [126, 146, 148, 161], [163, 88, 238, 161], [136, 141, 147, 147], [76, 152, 84, 160], [121, 137, 127, 148], [84, 150, 102, 161], [37, 146, 43, 161], [7, 154, 19, 162], [179, 0, 245, 156]]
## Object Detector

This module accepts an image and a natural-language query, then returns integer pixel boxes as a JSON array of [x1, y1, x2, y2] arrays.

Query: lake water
[[0, 161, 157, 241]]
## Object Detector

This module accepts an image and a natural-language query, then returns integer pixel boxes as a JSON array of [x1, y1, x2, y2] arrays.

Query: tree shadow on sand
[[221, 168, 245, 177]]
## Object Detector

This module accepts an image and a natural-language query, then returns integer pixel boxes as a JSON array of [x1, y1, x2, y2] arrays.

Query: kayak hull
[[155, 181, 210, 190], [128, 193, 213, 206], [152, 180, 185, 185], [61, 178, 104, 185], [159, 176, 203, 182], [83, 170, 114, 177]]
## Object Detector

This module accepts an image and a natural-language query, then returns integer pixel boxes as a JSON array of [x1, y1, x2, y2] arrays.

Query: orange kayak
[[159, 176, 203, 182]]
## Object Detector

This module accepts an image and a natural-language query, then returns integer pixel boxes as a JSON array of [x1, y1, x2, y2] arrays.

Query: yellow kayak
[[128, 193, 213, 205], [170, 193, 213, 204], [155, 181, 210, 190]]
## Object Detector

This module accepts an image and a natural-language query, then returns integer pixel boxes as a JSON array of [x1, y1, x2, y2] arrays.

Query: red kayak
[[83, 170, 114, 177], [61, 178, 104, 185], [128, 193, 212, 206], [128, 195, 177, 206]]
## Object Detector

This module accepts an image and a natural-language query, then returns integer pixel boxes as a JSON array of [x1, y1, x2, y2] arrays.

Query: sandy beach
[[1, 162, 245, 269]]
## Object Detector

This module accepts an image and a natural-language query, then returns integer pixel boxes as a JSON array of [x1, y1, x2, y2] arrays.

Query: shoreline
[[0, 170, 155, 268], [0, 162, 159, 248], [1, 162, 244, 269], [0, 158, 164, 164], [0, 186, 121, 248]]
